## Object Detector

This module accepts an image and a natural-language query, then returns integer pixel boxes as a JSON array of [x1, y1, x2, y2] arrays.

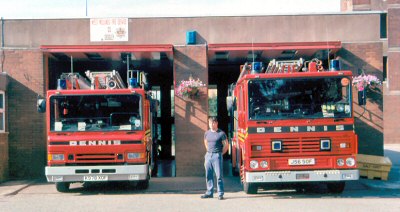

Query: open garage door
[[41, 45, 176, 176]]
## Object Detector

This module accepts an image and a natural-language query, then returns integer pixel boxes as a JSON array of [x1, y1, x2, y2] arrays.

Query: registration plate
[[83, 175, 108, 181], [288, 158, 315, 166]]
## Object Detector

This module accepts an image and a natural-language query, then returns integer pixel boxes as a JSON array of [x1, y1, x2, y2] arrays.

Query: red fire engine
[[38, 70, 158, 192], [227, 59, 359, 194]]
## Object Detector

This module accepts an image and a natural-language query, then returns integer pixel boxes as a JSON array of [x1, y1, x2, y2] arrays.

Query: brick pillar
[[173, 45, 208, 176], [4, 49, 46, 179], [384, 7, 400, 144]]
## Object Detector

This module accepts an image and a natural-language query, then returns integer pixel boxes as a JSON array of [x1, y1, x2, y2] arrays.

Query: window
[[0, 91, 4, 132], [380, 13, 387, 39], [208, 85, 218, 117]]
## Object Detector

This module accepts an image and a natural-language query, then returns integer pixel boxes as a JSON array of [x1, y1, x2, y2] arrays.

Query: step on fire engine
[[227, 59, 359, 194], [37, 69, 158, 192]]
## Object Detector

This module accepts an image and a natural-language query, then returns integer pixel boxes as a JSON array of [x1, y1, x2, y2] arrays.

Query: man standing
[[201, 116, 229, 200]]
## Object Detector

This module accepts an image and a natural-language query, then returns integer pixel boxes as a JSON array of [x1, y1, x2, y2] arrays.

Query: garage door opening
[[41, 45, 176, 177]]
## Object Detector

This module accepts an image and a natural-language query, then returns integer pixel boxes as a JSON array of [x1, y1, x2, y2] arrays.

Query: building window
[[0, 91, 4, 132], [383, 56, 387, 81], [380, 13, 387, 39]]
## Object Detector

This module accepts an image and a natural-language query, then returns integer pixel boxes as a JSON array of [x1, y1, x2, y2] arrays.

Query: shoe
[[218, 196, 224, 200], [200, 194, 213, 199]]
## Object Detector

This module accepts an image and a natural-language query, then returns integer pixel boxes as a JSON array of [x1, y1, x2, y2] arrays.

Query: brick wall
[[384, 6, 400, 144], [3, 50, 46, 179], [337, 42, 384, 155], [0, 133, 9, 182], [174, 45, 208, 176]]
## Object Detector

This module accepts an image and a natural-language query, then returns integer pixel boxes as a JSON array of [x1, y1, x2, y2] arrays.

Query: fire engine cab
[[38, 69, 158, 192], [227, 59, 359, 194]]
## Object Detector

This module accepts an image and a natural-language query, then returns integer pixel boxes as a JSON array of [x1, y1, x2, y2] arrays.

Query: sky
[[0, 0, 341, 19]]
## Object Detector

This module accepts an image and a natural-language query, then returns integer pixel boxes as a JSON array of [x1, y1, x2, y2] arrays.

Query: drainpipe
[[1, 17, 4, 73], [1, 17, 3, 48]]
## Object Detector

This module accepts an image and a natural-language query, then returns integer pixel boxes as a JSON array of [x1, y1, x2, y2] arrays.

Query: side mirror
[[37, 96, 46, 113], [226, 96, 236, 116], [150, 99, 159, 113]]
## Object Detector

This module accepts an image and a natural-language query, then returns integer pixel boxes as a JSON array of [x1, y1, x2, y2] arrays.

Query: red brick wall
[[2, 50, 46, 179], [337, 42, 384, 155], [174, 45, 208, 176], [385, 6, 400, 144], [388, 8, 400, 49], [0, 133, 9, 182], [384, 82, 400, 144]]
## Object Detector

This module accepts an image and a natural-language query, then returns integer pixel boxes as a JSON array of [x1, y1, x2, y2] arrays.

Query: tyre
[[55, 182, 70, 193], [137, 180, 149, 190], [232, 166, 240, 177], [327, 182, 345, 193], [243, 182, 258, 194], [231, 146, 239, 177]]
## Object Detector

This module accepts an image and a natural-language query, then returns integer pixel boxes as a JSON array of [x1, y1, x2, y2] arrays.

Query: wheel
[[137, 180, 149, 190], [231, 142, 239, 177], [56, 182, 70, 192], [327, 182, 345, 193], [243, 182, 258, 194], [232, 166, 239, 177], [240, 161, 258, 194]]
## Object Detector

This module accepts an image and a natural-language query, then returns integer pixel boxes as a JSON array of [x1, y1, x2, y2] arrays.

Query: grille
[[75, 153, 117, 162], [281, 137, 320, 153]]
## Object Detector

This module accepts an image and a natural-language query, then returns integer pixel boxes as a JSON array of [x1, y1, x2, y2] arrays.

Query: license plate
[[83, 175, 108, 181], [296, 173, 310, 180], [288, 158, 315, 166]]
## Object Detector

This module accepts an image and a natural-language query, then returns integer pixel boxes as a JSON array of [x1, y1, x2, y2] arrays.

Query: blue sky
[[0, 0, 341, 19]]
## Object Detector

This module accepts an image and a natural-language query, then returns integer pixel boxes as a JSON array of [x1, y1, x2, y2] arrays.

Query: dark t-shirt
[[204, 129, 227, 153]]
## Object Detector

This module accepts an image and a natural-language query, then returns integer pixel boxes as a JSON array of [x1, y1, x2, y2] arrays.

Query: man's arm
[[204, 139, 208, 151], [222, 139, 229, 155]]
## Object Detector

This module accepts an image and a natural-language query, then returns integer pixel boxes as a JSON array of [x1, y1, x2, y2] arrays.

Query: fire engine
[[38, 69, 158, 192], [227, 59, 359, 194]]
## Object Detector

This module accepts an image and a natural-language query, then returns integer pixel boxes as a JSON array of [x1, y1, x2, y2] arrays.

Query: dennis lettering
[[70, 140, 121, 146]]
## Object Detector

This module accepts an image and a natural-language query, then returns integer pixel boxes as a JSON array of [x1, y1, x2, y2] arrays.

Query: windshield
[[50, 94, 142, 132], [248, 77, 352, 120]]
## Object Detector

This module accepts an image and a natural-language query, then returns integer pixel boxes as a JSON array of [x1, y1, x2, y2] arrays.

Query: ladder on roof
[[60, 73, 91, 90], [85, 70, 126, 89]]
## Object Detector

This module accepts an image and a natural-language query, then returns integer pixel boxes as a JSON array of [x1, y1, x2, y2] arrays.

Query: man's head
[[208, 116, 218, 131]]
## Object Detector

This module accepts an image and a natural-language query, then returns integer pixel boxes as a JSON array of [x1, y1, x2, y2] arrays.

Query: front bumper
[[45, 164, 148, 183], [246, 169, 359, 183]]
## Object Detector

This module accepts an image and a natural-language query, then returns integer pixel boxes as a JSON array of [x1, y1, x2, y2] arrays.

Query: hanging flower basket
[[352, 74, 381, 92], [352, 74, 381, 105], [175, 76, 205, 99]]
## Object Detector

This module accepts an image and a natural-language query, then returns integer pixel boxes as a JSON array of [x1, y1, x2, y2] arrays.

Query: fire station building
[[0, 0, 399, 181]]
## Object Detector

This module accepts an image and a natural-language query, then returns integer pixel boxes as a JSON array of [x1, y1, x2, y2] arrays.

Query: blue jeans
[[204, 152, 224, 196]]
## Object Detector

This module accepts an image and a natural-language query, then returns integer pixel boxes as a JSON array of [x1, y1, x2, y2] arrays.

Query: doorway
[[42, 45, 176, 177]]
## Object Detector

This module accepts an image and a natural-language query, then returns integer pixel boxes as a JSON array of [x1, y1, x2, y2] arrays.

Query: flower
[[175, 77, 205, 98], [352, 74, 381, 91]]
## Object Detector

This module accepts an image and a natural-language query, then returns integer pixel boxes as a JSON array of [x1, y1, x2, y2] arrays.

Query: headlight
[[337, 158, 344, 166], [250, 160, 259, 169], [320, 139, 331, 151], [346, 158, 355, 167], [49, 154, 64, 161], [272, 140, 282, 152], [336, 103, 345, 112], [260, 161, 268, 168], [127, 153, 144, 159]]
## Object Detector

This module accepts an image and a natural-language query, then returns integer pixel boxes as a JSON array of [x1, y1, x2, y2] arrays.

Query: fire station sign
[[90, 18, 128, 42]]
